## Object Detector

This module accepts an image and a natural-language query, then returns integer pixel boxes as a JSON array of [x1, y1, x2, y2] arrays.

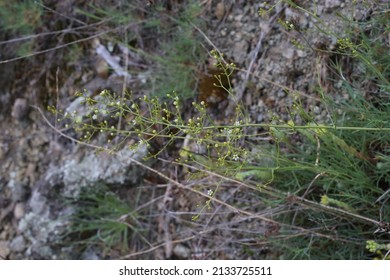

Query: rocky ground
[[0, 0, 386, 259]]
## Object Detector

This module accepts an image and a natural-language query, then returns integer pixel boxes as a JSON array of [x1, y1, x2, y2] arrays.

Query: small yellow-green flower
[[366, 240, 378, 253], [320, 195, 329, 206]]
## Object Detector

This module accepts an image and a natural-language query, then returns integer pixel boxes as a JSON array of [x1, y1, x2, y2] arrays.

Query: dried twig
[[162, 184, 174, 258], [0, 21, 146, 64], [0, 21, 107, 46], [115, 30, 131, 144], [121, 235, 197, 259]]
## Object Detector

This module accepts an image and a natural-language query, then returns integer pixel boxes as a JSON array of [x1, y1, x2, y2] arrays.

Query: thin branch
[[0, 21, 107, 46], [121, 235, 197, 259], [0, 21, 146, 65]]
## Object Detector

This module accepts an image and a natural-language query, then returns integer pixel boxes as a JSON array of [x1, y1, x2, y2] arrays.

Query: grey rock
[[29, 190, 48, 216], [17, 212, 67, 259], [10, 236, 26, 253], [232, 40, 249, 65], [19, 212, 64, 245], [62, 145, 147, 197]]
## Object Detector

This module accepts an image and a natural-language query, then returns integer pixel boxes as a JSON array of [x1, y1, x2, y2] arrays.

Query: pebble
[[277, 90, 286, 98], [325, 0, 341, 9], [14, 202, 25, 220], [234, 32, 242, 41], [11, 98, 28, 121], [8, 180, 26, 202], [29, 190, 48, 215], [0, 241, 10, 259], [215, 2, 225, 21], [95, 57, 109, 79], [282, 48, 295, 60], [313, 106, 321, 114], [10, 236, 26, 253], [173, 244, 191, 259], [235, 14, 243, 22], [257, 113, 264, 123], [232, 40, 249, 64]]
